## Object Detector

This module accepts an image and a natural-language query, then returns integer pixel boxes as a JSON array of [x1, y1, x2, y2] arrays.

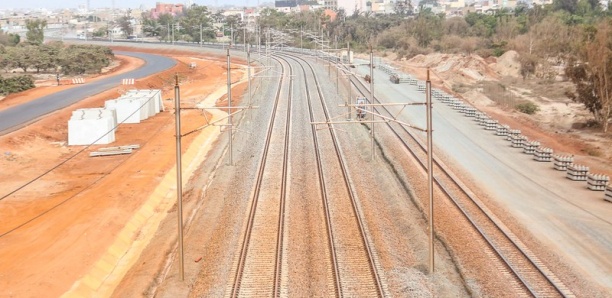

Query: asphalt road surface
[[0, 51, 176, 134]]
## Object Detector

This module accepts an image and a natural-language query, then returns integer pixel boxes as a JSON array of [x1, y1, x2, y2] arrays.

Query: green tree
[[0, 30, 20, 46], [58, 45, 113, 75], [25, 19, 47, 45], [553, 0, 578, 14], [566, 20, 612, 132], [258, 8, 290, 29], [117, 16, 134, 37], [5, 46, 34, 72], [0, 75, 35, 95], [157, 13, 176, 42], [180, 4, 214, 43]]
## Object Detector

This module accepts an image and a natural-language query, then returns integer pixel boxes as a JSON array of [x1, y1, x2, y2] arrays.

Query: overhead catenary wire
[[0, 94, 167, 238]]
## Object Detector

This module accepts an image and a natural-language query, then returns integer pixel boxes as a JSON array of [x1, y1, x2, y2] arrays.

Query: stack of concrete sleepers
[[587, 174, 609, 191], [496, 124, 510, 136], [566, 164, 589, 181], [68, 108, 117, 145], [534, 147, 553, 162], [523, 141, 540, 155], [553, 155, 573, 171]]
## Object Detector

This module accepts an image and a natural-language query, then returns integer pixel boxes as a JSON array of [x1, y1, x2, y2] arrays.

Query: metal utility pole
[[369, 47, 375, 160], [426, 68, 434, 274], [335, 38, 338, 95], [231, 24, 234, 47], [347, 42, 351, 120], [300, 26, 303, 53], [200, 23, 203, 47], [243, 27, 247, 52], [227, 48, 234, 165], [172, 23, 175, 45], [266, 28, 270, 65], [174, 74, 185, 281], [247, 44, 252, 110]]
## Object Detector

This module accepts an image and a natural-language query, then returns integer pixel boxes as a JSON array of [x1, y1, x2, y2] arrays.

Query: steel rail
[[338, 58, 572, 297], [281, 52, 385, 297], [276, 54, 343, 297], [229, 55, 290, 297]]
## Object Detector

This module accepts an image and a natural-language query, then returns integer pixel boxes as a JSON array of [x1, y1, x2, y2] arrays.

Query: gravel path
[[351, 58, 611, 296]]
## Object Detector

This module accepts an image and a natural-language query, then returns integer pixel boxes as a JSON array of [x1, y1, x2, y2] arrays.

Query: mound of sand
[[403, 53, 499, 85], [493, 50, 521, 77]]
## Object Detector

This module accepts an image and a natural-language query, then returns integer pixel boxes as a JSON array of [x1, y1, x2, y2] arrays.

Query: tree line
[[0, 20, 114, 96], [0, 42, 113, 75], [248, 0, 611, 131], [0, 2, 610, 130]]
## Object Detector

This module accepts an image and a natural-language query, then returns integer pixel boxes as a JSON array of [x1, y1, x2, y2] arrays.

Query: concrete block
[[587, 174, 609, 191], [553, 155, 573, 171], [68, 108, 116, 146], [534, 147, 553, 162], [567, 164, 589, 181], [109, 99, 142, 124]]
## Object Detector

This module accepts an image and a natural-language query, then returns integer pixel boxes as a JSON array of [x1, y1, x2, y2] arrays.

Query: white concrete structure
[[105, 98, 143, 124], [124, 89, 164, 113], [68, 108, 117, 145], [104, 89, 164, 124], [69, 89, 163, 145]]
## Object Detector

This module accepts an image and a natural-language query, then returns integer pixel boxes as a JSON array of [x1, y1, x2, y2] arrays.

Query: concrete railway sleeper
[[336, 55, 574, 298], [228, 56, 291, 297], [279, 53, 386, 297]]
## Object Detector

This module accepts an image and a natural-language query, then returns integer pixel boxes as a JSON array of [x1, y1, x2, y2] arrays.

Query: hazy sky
[[1, 0, 362, 14], [0, 0, 258, 10]]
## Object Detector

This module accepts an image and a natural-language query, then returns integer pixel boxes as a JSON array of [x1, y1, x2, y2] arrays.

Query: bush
[[0, 75, 35, 95], [515, 101, 539, 115]]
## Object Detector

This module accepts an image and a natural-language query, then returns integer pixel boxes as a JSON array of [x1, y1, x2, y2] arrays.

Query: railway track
[[281, 53, 385, 297], [228, 50, 386, 296], [327, 56, 574, 297], [228, 56, 291, 297]]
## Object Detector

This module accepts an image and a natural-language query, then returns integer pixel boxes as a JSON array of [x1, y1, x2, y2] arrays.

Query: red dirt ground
[[0, 47, 245, 297]]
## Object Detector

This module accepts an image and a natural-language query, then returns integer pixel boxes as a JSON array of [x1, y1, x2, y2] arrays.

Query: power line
[[0, 95, 171, 238], [0, 94, 159, 202]]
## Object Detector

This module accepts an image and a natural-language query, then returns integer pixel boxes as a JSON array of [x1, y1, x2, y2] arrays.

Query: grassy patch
[[515, 101, 539, 115]]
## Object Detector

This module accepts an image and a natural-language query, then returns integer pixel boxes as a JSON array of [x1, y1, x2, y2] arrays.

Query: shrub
[[515, 101, 539, 115], [0, 75, 35, 95]]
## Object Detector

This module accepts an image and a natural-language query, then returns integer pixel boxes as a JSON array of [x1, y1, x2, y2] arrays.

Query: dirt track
[[0, 48, 246, 297]]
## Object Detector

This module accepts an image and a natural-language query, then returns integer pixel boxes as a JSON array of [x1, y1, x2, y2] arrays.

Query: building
[[150, 2, 185, 19], [319, 0, 339, 10], [366, 0, 396, 14], [275, 0, 298, 13]]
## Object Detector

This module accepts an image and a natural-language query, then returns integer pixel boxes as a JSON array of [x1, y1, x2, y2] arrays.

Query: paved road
[[0, 51, 176, 134], [352, 59, 612, 291]]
